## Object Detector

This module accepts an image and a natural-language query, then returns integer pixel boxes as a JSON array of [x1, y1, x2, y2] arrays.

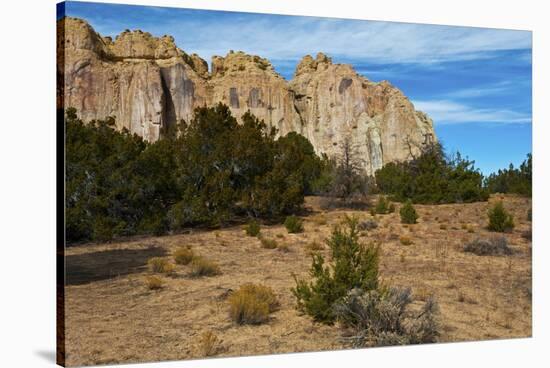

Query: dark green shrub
[[374, 196, 392, 214], [375, 143, 489, 204], [65, 105, 324, 244], [487, 201, 514, 232], [284, 215, 304, 233], [292, 216, 380, 323], [245, 220, 261, 237], [485, 154, 531, 196], [400, 200, 418, 224]]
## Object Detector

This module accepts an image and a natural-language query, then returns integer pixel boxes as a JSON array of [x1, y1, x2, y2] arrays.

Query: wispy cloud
[[412, 99, 531, 125], [66, 3, 532, 67]]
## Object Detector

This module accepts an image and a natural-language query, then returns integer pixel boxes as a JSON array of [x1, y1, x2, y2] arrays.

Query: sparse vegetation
[[144, 275, 164, 290], [400, 200, 418, 224], [148, 257, 175, 274], [333, 287, 439, 347], [284, 215, 304, 233], [190, 257, 221, 277], [260, 237, 278, 249], [197, 331, 222, 357], [399, 236, 413, 245], [305, 241, 324, 253], [292, 216, 380, 323], [463, 236, 513, 256], [174, 246, 195, 265], [228, 283, 279, 325], [245, 220, 261, 237], [487, 201, 514, 232]]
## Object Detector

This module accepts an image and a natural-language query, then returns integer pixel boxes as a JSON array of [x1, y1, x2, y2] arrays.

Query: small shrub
[[190, 257, 221, 277], [374, 196, 392, 214], [357, 219, 378, 231], [400, 200, 418, 224], [521, 229, 532, 241], [292, 216, 380, 323], [144, 275, 164, 290], [487, 201, 514, 232], [399, 236, 413, 246], [527, 209, 532, 222], [467, 225, 475, 233], [174, 246, 195, 265], [439, 224, 447, 230], [228, 283, 279, 325], [333, 287, 439, 347], [197, 331, 222, 357], [276, 233, 284, 239], [284, 215, 304, 233], [148, 257, 175, 274], [463, 236, 513, 256], [245, 220, 261, 237], [260, 237, 278, 249]]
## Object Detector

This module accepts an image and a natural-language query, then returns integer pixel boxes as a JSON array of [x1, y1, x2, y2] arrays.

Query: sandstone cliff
[[58, 17, 436, 174]]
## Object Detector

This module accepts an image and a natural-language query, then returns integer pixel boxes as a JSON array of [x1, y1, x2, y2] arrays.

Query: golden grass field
[[63, 194, 532, 366]]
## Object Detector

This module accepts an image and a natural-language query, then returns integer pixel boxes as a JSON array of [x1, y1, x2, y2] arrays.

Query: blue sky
[[59, 1, 532, 175]]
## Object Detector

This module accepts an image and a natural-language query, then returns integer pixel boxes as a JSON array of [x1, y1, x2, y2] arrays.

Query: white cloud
[[88, 12, 532, 66], [412, 99, 531, 125]]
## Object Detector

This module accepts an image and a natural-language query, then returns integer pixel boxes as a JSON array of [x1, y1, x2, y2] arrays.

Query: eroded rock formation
[[58, 17, 436, 174]]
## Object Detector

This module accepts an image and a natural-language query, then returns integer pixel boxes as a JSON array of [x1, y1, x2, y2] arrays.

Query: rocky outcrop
[[290, 53, 435, 172], [58, 17, 436, 174]]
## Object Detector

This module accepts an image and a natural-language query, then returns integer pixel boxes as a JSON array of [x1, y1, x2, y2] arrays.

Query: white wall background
[[0, 0, 547, 367]]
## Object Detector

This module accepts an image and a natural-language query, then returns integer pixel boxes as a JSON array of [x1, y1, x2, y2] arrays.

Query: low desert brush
[[174, 246, 195, 265], [148, 257, 175, 274], [228, 283, 279, 325], [260, 237, 278, 249], [144, 275, 164, 290], [245, 219, 261, 237], [284, 215, 304, 233], [190, 257, 221, 277], [463, 236, 513, 256], [333, 287, 439, 347]]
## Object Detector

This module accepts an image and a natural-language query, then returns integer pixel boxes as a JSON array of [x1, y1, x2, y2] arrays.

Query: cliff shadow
[[65, 246, 167, 286]]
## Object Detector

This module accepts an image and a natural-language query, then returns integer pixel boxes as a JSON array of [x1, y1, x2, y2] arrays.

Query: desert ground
[[63, 194, 532, 366]]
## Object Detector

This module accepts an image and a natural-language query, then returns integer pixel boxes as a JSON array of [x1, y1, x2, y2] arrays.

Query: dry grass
[[63, 194, 532, 366], [228, 283, 279, 325], [173, 246, 194, 265], [147, 257, 175, 274], [260, 237, 278, 249], [197, 331, 223, 357], [399, 236, 414, 246], [144, 275, 164, 290], [190, 257, 221, 277]]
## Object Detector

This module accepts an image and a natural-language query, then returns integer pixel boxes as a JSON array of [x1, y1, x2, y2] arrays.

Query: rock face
[[58, 17, 436, 174]]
